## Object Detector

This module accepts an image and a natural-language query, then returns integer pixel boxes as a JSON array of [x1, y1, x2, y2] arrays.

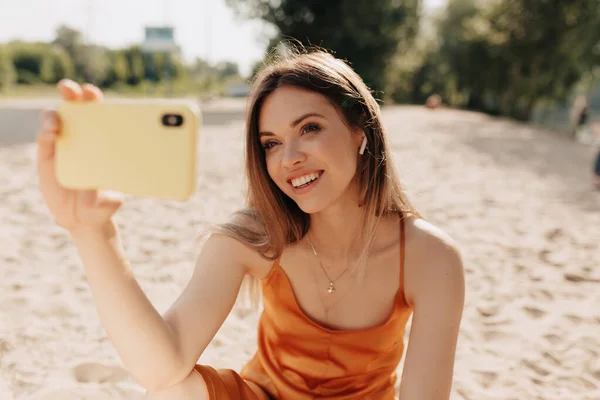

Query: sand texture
[[1, 103, 599, 399]]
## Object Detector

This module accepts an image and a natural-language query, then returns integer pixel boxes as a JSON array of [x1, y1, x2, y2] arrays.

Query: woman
[[37, 48, 465, 399]]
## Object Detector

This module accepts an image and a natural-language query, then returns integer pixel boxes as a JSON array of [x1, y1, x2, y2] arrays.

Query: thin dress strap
[[262, 257, 281, 283], [399, 217, 409, 306]]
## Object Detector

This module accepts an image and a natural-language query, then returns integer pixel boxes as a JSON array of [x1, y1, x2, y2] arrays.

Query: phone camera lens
[[162, 114, 184, 127]]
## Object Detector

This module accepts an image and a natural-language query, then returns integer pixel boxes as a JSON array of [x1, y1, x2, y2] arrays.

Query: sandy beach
[[1, 101, 599, 399]]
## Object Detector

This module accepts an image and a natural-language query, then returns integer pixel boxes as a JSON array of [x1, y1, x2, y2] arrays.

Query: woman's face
[[258, 85, 364, 214]]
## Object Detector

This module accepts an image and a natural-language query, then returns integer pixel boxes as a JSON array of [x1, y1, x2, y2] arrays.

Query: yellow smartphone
[[55, 99, 200, 200]]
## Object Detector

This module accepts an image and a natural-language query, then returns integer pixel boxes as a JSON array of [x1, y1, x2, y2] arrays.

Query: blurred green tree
[[431, 0, 600, 120], [168, 54, 187, 81], [9, 42, 46, 84], [52, 25, 111, 84], [226, 0, 422, 96], [80, 45, 110, 85], [40, 47, 75, 84], [52, 26, 83, 63], [145, 52, 165, 82], [216, 61, 240, 79], [112, 51, 129, 84], [101, 50, 129, 87], [52, 25, 86, 81], [124, 46, 145, 85], [0, 45, 16, 91]]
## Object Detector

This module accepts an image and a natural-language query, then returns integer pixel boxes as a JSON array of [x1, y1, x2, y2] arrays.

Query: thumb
[[37, 110, 59, 163]]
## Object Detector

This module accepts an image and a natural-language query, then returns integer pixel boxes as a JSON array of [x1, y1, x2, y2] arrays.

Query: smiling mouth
[[289, 171, 323, 189]]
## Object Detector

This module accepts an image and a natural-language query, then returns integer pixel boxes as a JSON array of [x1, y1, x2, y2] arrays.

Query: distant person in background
[[572, 101, 595, 144], [570, 98, 599, 187], [575, 105, 592, 143], [570, 96, 586, 139], [425, 94, 442, 110], [574, 104, 600, 189]]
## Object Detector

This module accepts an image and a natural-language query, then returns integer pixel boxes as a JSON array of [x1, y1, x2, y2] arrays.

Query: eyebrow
[[259, 112, 326, 137]]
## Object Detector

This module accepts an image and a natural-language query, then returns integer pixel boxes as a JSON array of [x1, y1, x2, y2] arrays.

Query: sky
[[0, 0, 447, 76]]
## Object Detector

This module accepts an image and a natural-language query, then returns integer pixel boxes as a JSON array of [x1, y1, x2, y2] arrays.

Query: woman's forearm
[[69, 221, 184, 390]]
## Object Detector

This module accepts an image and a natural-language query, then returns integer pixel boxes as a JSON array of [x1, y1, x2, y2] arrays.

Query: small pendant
[[327, 282, 335, 293]]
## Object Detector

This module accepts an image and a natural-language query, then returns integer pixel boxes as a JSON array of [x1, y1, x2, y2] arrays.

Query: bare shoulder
[[198, 211, 274, 279], [403, 217, 465, 308], [404, 217, 461, 259]]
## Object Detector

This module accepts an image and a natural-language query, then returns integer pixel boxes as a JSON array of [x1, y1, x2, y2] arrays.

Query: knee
[[144, 368, 209, 400]]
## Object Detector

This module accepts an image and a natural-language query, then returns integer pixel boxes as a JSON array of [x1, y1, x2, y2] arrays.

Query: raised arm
[[37, 79, 260, 392], [399, 220, 465, 400], [70, 226, 251, 392], [161, 230, 266, 387]]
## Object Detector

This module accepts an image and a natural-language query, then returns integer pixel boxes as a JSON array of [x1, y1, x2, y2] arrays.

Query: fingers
[[82, 83, 104, 101], [58, 79, 104, 101], [36, 109, 62, 195], [58, 79, 84, 101]]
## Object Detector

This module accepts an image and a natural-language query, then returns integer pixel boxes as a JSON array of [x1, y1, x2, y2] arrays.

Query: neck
[[307, 190, 368, 263]]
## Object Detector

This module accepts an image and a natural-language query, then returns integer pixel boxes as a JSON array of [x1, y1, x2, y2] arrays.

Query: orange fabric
[[193, 365, 263, 400], [195, 218, 413, 399]]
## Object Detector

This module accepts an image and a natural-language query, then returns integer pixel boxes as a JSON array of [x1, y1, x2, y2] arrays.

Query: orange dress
[[194, 219, 413, 399]]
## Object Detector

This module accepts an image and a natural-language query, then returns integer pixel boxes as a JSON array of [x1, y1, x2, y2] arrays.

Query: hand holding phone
[[37, 80, 124, 234], [37, 79, 199, 235]]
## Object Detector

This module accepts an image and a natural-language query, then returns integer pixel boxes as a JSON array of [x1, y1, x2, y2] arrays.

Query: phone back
[[56, 100, 200, 200]]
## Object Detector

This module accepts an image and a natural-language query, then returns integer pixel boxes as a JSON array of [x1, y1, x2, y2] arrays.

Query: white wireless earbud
[[358, 135, 367, 155]]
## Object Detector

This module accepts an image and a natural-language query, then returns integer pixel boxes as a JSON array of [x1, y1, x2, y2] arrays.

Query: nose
[[281, 140, 306, 169]]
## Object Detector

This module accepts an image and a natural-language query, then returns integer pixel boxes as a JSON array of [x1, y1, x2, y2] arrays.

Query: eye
[[261, 140, 278, 150], [300, 122, 321, 135]]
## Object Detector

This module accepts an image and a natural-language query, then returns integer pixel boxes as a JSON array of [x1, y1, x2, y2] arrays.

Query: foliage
[[226, 0, 422, 96], [0, 25, 242, 96], [227, 0, 599, 120], [417, 0, 600, 120], [112, 51, 129, 84], [3, 1, 597, 123], [0, 45, 16, 90]]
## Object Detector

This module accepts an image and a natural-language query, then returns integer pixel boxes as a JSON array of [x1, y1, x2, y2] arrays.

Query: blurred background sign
[[142, 26, 179, 56], [141, 26, 180, 96]]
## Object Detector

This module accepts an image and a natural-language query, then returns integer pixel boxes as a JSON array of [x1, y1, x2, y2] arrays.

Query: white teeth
[[291, 172, 320, 188]]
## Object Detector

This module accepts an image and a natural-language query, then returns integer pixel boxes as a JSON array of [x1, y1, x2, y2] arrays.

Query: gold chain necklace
[[307, 235, 352, 294]]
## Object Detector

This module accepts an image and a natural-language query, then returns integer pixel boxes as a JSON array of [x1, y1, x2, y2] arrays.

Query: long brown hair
[[207, 45, 420, 307]]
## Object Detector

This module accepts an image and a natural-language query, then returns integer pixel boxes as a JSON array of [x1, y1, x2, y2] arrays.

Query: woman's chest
[[275, 245, 403, 332]]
